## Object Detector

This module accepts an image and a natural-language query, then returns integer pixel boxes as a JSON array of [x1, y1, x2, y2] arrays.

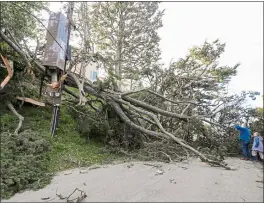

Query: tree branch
[[0, 55, 14, 90], [68, 72, 88, 105], [0, 30, 32, 69], [112, 97, 232, 170], [122, 96, 189, 121], [5, 100, 24, 135], [110, 100, 169, 139]]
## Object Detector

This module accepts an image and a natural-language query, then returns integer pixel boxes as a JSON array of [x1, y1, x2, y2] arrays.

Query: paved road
[[2, 158, 263, 202]]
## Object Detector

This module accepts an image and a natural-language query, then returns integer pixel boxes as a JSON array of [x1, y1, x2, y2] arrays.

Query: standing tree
[[75, 2, 164, 91]]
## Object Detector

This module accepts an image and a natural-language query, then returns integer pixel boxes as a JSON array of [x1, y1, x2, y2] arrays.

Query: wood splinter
[[0, 54, 14, 90], [16, 96, 45, 107]]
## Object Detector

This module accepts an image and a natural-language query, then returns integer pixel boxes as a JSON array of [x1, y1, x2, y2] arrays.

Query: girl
[[251, 132, 263, 161]]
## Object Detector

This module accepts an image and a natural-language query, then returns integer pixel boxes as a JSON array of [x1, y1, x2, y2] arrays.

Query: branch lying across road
[[111, 97, 233, 170]]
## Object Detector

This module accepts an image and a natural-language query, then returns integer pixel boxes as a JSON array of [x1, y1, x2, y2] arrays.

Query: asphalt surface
[[2, 158, 263, 202]]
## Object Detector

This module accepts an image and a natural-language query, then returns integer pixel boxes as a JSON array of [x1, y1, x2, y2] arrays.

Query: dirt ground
[[2, 158, 263, 202]]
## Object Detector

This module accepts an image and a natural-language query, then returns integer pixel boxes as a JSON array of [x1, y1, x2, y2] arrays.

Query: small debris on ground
[[127, 163, 134, 168], [179, 166, 188, 170], [41, 197, 50, 200], [79, 170, 89, 174], [169, 178, 177, 184], [155, 169, 164, 175], [144, 163, 162, 168], [89, 165, 101, 170]]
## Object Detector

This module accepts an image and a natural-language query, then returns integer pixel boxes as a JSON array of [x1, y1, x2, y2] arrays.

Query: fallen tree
[[1, 2, 261, 171], [0, 30, 234, 170]]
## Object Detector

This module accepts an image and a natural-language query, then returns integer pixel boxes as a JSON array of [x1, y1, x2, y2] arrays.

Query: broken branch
[[5, 100, 24, 135], [16, 96, 45, 107], [0, 55, 14, 90]]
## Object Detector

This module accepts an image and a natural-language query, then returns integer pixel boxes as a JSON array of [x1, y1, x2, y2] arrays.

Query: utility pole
[[51, 2, 75, 136], [43, 2, 74, 136]]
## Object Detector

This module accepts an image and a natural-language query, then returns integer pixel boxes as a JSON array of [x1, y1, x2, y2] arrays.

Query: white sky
[[46, 1, 263, 107], [158, 2, 263, 107]]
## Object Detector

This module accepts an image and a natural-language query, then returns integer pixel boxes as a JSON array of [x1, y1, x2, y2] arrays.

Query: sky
[[158, 2, 263, 107], [45, 1, 263, 107]]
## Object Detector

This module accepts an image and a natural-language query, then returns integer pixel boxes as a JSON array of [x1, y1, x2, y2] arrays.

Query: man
[[234, 123, 251, 160]]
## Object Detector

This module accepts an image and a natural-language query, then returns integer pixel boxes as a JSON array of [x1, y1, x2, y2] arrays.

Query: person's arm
[[234, 124, 243, 130]]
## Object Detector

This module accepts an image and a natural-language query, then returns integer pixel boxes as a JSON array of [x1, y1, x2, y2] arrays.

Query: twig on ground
[[143, 163, 162, 168], [41, 197, 50, 200], [44, 197, 56, 202], [89, 165, 101, 170], [66, 188, 87, 203], [56, 188, 67, 200], [55, 187, 87, 202]]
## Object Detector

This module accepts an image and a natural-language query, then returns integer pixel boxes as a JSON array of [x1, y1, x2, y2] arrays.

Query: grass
[[20, 104, 118, 172]]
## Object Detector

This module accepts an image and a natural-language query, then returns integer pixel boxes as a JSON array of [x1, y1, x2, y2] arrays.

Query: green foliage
[[224, 138, 241, 155], [68, 103, 142, 151], [0, 130, 52, 199], [75, 2, 163, 89], [189, 39, 225, 65], [249, 107, 264, 136], [0, 2, 48, 41], [0, 102, 119, 199]]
